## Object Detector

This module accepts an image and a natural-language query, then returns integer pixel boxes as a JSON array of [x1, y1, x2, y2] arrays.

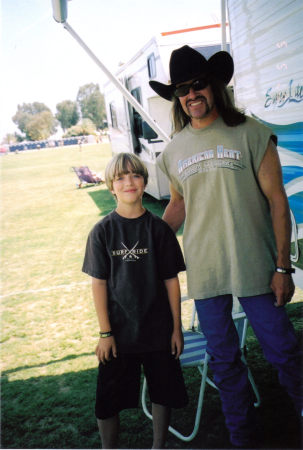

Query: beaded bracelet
[[99, 331, 113, 338]]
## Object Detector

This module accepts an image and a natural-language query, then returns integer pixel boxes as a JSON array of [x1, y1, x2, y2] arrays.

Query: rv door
[[128, 86, 143, 154]]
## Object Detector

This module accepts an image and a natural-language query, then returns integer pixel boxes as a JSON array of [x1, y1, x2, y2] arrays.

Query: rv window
[[130, 88, 143, 152], [142, 121, 158, 140], [147, 53, 156, 79], [131, 88, 143, 137], [131, 87, 142, 104], [109, 102, 118, 128]]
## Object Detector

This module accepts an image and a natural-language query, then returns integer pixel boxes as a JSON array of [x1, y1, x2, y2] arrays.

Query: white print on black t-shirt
[[111, 241, 149, 262]]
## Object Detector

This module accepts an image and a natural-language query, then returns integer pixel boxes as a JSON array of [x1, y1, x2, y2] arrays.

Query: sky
[[1, 0, 223, 141]]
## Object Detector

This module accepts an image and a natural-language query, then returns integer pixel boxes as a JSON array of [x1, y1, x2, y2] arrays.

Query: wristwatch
[[275, 267, 295, 274]]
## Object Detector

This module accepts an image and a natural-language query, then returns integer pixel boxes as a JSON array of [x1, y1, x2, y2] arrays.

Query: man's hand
[[171, 328, 184, 359], [95, 336, 117, 364], [270, 272, 295, 307]]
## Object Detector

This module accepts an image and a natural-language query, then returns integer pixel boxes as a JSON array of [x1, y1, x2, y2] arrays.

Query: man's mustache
[[186, 95, 207, 107]]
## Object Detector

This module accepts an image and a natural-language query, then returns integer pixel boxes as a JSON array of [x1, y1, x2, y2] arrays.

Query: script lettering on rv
[[265, 79, 303, 108]]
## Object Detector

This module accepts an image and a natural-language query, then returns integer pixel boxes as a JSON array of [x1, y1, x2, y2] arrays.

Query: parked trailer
[[104, 27, 230, 199], [227, 0, 303, 284], [51, 0, 302, 281], [51, 0, 230, 199]]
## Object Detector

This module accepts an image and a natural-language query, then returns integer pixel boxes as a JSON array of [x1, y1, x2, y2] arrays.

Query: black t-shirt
[[82, 209, 185, 353]]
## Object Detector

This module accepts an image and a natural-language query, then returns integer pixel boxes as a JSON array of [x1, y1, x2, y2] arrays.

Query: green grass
[[1, 144, 302, 449], [292, 239, 303, 270]]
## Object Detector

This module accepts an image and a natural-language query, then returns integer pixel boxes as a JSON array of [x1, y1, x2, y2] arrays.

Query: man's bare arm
[[162, 183, 185, 233], [257, 140, 295, 306]]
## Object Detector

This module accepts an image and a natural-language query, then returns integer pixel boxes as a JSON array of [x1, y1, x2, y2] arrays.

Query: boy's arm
[[92, 277, 117, 363], [164, 276, 184, 359]]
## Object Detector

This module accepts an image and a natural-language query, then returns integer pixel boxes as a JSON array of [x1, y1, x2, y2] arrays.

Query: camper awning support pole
[[62, 21, 171, 144], [221, 0, 227, 51]]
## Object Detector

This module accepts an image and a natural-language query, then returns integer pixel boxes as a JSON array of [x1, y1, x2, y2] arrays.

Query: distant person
[[149, 45, 302, 448], [82, 152, 188, 449]]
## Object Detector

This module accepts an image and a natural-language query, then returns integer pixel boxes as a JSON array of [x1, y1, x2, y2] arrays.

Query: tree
[[26, 111, 57, 141], [56, 100, 79, 131], [77, 83, 106, 129], [12, 102, 56, 140], [2, 133, 16, 145], [64, 118, 96, 137]]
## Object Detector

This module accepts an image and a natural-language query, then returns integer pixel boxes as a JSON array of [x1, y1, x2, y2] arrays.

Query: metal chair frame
[[141, 302, 261, 442]]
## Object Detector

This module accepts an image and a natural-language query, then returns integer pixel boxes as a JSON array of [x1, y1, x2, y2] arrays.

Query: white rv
[[227, 0, 303, 284], [103, 26, 230, 199], [51, 0, 302, 283]]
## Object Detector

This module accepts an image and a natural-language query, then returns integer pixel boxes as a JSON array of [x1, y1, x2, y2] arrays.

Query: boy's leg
[[95, 354, 141, 447], [143, 351, 187, 448], [97, 415, 119, 449], [151, 403, 171, 449]]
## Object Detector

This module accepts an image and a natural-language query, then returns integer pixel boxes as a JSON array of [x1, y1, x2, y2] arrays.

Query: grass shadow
[[88, 189, 184, 235], [292, 238, 303, 270], [2, 305, 302, 449], [142, 193, 184, 235], [2, 352, 95, 376], [88, 188, 115, 217], [142, 193, 168, 216], [2, 362, 302, 449], [1, 369, 164, 449]]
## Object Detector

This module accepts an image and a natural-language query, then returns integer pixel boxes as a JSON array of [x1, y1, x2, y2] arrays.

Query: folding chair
[[71, 166, 103, 188], [141, 300, 261, 442]]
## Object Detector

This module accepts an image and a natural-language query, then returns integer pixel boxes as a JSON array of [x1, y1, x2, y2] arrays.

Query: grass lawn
[[1, 144, 302, 449]]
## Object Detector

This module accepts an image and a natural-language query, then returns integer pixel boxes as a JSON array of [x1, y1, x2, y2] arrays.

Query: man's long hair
[[171, 77, 246, 134]]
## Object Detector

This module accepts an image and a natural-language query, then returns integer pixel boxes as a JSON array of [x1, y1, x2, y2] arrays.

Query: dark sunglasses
[[174, 77, 209, 98]]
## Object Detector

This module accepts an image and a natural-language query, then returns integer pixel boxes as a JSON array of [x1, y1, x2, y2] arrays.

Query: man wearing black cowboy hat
[[150, 45, 302, 448]]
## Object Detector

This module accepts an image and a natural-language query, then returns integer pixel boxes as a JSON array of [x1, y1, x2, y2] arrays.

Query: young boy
[[82, 153, 188, 449]]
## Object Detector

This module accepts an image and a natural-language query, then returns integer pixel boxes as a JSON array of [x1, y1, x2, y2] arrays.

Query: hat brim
[[149, 81, 175, 101], [149, 51, 234, 101]]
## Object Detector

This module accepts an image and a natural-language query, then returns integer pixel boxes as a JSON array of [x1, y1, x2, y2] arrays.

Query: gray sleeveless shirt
[[157, 116, 277, 299]]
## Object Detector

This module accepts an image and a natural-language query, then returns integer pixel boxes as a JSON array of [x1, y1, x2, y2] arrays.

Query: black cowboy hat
[[149, 45, 234, 101]]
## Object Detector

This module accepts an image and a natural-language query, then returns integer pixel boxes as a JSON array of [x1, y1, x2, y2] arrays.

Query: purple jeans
[[195, 293, 302, 447]]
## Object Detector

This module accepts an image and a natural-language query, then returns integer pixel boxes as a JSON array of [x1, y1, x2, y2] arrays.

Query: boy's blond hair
[[105, 152, 149, 191]]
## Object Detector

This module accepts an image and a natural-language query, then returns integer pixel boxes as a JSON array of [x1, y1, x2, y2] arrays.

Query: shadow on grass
[[1, 368, 168, 449], [2, 352, 95, 376], [88, 189, 184, 235], [292, 238, 303, 270], [88, 188, 115, 217], [2, 363, 302, 449], [2, 308, 301, 449], [2, 305, 302, 450]]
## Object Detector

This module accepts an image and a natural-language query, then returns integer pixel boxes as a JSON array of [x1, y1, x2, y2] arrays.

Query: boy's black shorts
[[95, 350, 188, 420]]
